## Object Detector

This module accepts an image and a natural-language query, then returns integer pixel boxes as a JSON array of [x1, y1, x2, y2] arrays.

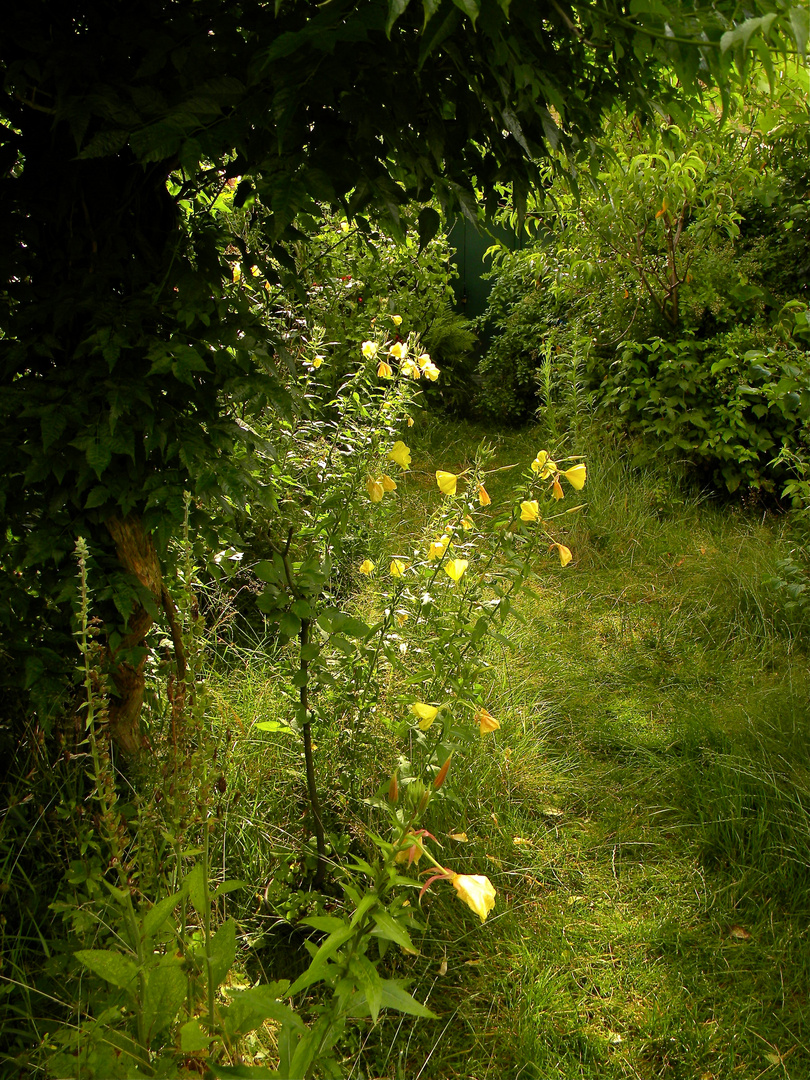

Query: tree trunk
[[105, 515, 163, 756]]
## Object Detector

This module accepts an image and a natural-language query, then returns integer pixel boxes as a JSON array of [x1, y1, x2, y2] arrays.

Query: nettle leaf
[[143, 961, 187, 1039], [78, 129, 130, 159]]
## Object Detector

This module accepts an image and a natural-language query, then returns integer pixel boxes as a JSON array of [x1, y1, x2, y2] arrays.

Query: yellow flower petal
[[451, 874, 496, 922], [449, 832, 469, 843], [478, 483, 491, 506], [428, 536, 450, 561], [395, 610, 409, 627], [417, 352, 432, 370], [390, 559, 407, 577], [377, 360, 394, 379], [461, 515, 474, 531], [312, 354, 324, 369], [389, 342, 406, 360], [362, 340, 378, 359], [382, 474, 397, 492], [423, 363, 440, 381], [359, 559, 375, 576], [407, 417, 414, 427], [411, 702, 439, 730], [391, 314, 403, 326], [436, 471, 458, 496], [444, 558, 468, 583], [475, 707, 500, 734], [367, 477, 384, 503], [520, 500, 539, 522], [531, 451, 556, 479], [552, 478, 564, 501], [563, 464, 587, 490], [556, 544, 573, 567], [389, 441, 411, 470]]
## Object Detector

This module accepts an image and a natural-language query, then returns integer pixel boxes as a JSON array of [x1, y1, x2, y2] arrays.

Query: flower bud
[[433, 755, 452, 790], [388, 772, 399, 804]]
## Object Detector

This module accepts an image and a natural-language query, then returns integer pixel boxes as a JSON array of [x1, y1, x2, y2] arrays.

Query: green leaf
[[143, 961, 187, 1039], [185, 862, 207, 918], [287, 925, 355, 995], [213, 879, 249, 898], [418, 206, 441, 252], [386, 0, 412, 36], [451, 0, 480, 26], [371, 910, 416, 951], [179, 1018, 213, 1053], [208, 918, 238, 990], [350, 954, 384, 1023], [75, 949, 138, 992], [279, 611, 302, 638], [378, 978, 438, 1018], [141, 890, 181, 942], [221, 984, 304, 1040], [255, 721, 294, 734]]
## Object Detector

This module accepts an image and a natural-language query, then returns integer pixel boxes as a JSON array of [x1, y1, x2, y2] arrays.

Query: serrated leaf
[[179, 1018, 213, 1053], [143, 961, 187, 1039], [78, 129, 130, 159]]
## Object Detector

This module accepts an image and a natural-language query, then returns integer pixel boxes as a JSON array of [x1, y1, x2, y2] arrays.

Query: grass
[[5, 416, 810, 1079], [234, 416, 810, 1080]]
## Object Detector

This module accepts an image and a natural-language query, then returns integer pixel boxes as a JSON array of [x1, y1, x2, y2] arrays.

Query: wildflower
[[407, 417, 414, 427], [312, 354, 324, 369], [556, 544, 573, 567], [475, 707, 500, 734], [389, 441, 411, 470], [377, 360, 394, 379], [411, 702, 439, 730], [417, 352, 432, 370], [436, 471, 458, 496], [395, 610, 409, 627], [390, 559, 407, 577], [367, 477, 384, 503], [520, 500, 539, 522], [389, 342, 407, 360], [391, 314, 403, 326], [478, 483, 491, 506], [461, 515, 474, 530], [451, 874, 496, 922], [531, 451, 556, 479], [362, 340, 379, 359], [359, 559, 375, 575], [341, 220, 350, 233], [401, 357, 421, 379], [552, 478, 564, 501], [395, 841, 423, 866], [443, 559, 468, 583], [428, 535, 451, 561], [232, 263, 241, 283], [422, 362, 441, 381], [382, 474, 397, 492], [563, 464, 587, 490]]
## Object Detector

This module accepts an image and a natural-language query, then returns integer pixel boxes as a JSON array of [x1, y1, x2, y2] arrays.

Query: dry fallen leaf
[[449, 831, 469, 842], [729, 925, 751, 941], [512, 836, 531, 846], [438, 957, 448, 976]]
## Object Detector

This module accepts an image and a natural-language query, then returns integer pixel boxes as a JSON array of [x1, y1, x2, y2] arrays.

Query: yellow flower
[[232, 263, 241, 283], [401, 357, 421, 379], [382, 474, 397, 492], [362, 340, 379, 359], [451, 874, 496, 922], [359, 559, 375, 575], [367, 477, 384, 503], [389, 342, 406, 360], [390, 558, 407, 577], [563, 464, 587, 490], [389, 441, 411, 470], [411, 702, 439, 730], [391, 314, 403, 326], [428, 536, 450, 561], [436, 471, 458, 496], [520, 500, 539, 522], [461, 515, 474, 531], [478, 483, 491, 506], [531, 451, 556, 479], [552, 478, 564, 501], [417, 352, 432, 370], [377, 360, 394, 379], [444, 558, 468, 583], [395, 610, 409, 627], [312, 354, 324, 369], [556, 544, 573, 567], [395, 841, 423, 866], [422, 362, 440, 381], [475, 707, 500, 735], [407, 416, 414, 427]]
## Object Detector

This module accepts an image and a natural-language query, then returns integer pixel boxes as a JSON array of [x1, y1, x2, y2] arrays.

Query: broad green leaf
[[349, 955, 383, 1022], [75, 949, 138, 992], [141, 890, 181, 942], [213, 879, 249, 897], [386, 0, 412, 36], [451, 0, 479, 26], [221, 984, 304, 1039], [179, 1018, 213, 1053], [143, 961, 187, 1039], [287, 925, 355, 995], [185, 862, 207, 918], [207, 918, 238, 990]]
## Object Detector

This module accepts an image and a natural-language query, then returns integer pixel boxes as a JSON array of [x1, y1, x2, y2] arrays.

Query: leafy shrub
[[600, 329, 810, 493]]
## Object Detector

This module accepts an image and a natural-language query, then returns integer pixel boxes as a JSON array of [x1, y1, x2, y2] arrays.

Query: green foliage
[[601, 330, 810, 493]]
